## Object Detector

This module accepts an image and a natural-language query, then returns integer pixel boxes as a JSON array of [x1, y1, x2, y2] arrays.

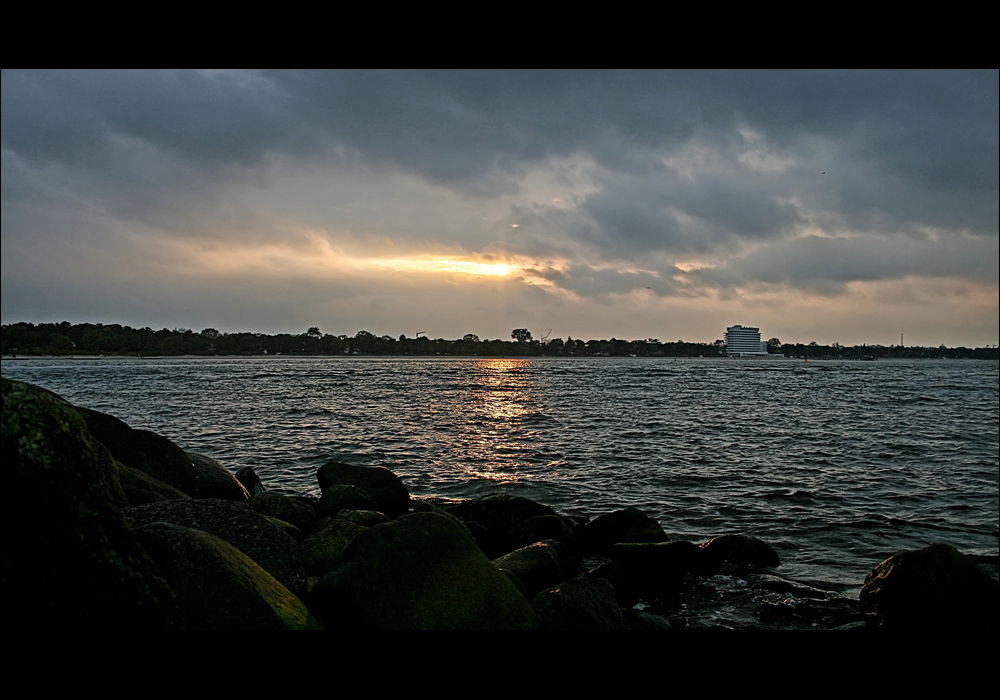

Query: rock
[[116, 460, 191, 506], [532, 577, 628, 630], [622, 608, 673, 631], [335, 509, 390, 528], [235, 467, 266, 496], [186, 452, 249, 500], [314, 512, 535, 629], [445, 493, 555, 557], [582, 507, 669, 553], [699, 534, 780, 570], [300, 517, 369, 577], [860, 543, 1000, 630], [316, 484, 380, 518], [492, 540, 568, 601], [1, 378, 177, 629], [507, 514, 578, 551], [76, 406, 200, 496], [611, 540, 707, 594], [317, 462, 410, 518], [247, 492, 317, 533], [124, 498, 305, 595], [135, 522, 322, 630]]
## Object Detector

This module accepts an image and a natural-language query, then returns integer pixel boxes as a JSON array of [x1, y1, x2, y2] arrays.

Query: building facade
[[725, 324, 768, 356]]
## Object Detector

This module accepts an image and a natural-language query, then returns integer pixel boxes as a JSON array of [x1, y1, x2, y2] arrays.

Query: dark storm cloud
[[696, 233, 999, 293], [1, 69, 997, 321]]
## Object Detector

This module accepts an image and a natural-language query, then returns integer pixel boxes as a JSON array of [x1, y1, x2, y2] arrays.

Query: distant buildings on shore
[[725, 324, 769, 357]]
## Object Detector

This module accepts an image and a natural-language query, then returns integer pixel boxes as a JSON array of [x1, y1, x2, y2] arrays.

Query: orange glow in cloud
[[166, 234, 513, 281], [362, 258, 510, 277]]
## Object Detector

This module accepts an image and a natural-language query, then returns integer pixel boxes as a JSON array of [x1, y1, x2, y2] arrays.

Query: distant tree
[[307, 326, 321, 338], [201, 328, 220, 339], [767, 337, 781, 350], [463, 333, 480, 343], [511, 328, 533, 343]]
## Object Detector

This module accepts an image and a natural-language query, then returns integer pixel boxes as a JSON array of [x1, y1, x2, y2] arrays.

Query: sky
[[2, 70, 997, 346]]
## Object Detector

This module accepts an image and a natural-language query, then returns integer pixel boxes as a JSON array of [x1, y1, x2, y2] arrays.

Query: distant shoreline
[[3, 354, 995, 363]]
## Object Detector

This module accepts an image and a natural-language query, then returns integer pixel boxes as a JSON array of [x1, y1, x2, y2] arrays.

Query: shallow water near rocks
[[4, 356, 997, 600]]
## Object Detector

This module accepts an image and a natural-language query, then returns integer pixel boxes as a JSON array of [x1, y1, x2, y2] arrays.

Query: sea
[[3, 355, 998, 593]]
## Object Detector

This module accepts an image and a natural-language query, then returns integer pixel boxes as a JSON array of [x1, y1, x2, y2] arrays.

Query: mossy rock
[[136, 522, 322, 630], [860, 543, 999, 630], [317, 462, 410, 518], [317, 512, 535, 629], [1, 378, 177, 629]]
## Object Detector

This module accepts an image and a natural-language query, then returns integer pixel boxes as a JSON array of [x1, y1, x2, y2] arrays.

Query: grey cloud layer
[[2, 69, 997, 313]]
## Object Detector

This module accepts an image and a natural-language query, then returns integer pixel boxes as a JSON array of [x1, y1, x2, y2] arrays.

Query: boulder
[[247, 492, 317, 533], [317, 462, 410, 518], [507, 514, 578, 551], [135, 522, 322, 630], [124, 498, 305, 595], [582, 507, 669, 553], [492, 540, 568, 601], [300, 517, 369, 577], [235, 467, 266, 496], [316, 484, 380, 519], [116, 460, 190, 506], [860, 543, 999, 630], [611, 540, 707, 595], [445, 493, 555, 557], [699, 534, 780, 570], [532, 577, 627, 630], [76, 406, 199, 496], [314, 512, 535, 629], [1, 378, 177, 629], [186, 452, 249, 500]]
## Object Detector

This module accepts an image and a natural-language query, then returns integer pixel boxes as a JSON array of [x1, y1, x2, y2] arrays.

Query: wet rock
[[235, 467, 266, 496], [492, 540, 568, 601], [699, 534, 780, 570], [582, 507, 669, 553], [611, 540, 707, 597], [247, 492, 317, 533], [135, 522, 322, 630], [860, 543, 999, 630], [300, 517, 369, 577], [76, 406, 199, 496], [507, 514, 578, 551], [1, 378, 177, 629], [622, 608, 673, 631], [314, 512, 535, 629], [125, 498, 305, 595], [336, 509, 390, 527], [317, 462, 410, 518], [116, 460, 190, 506], [186, 452, 249, 500], [445, 493, 555, 557], [532, 577, 627, 630], [317, 484, 380, 518]]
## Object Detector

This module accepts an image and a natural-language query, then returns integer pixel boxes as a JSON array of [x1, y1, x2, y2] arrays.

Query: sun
[[492, 263, 509, 276]]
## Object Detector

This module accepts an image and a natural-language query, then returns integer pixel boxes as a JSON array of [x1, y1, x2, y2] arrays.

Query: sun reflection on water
[[455, 358, 541, 484]]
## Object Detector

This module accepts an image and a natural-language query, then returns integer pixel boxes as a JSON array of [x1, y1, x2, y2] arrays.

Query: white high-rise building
[[726, 324, 768, 356]]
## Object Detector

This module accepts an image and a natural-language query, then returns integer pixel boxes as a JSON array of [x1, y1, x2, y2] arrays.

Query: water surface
[[4, 356, 997, 589]]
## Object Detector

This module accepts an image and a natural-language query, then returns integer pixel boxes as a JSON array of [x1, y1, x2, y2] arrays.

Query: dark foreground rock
[[125, 498, 305, 595], [533, 577, 627, 630], [1, 378, 177, 629], [76, 406, 200, 496], [317, 461, 411, 518], [860, 543, 999, 630], [135, 522, 322, 630], [187, 452, 249, 500], [311, 512, 536, 629]]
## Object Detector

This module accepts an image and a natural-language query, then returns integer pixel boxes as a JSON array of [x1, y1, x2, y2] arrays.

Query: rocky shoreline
[[3, 377, 996, 630]]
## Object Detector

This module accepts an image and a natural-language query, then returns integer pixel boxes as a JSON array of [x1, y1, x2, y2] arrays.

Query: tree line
[[2, 322, 996, 360]]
